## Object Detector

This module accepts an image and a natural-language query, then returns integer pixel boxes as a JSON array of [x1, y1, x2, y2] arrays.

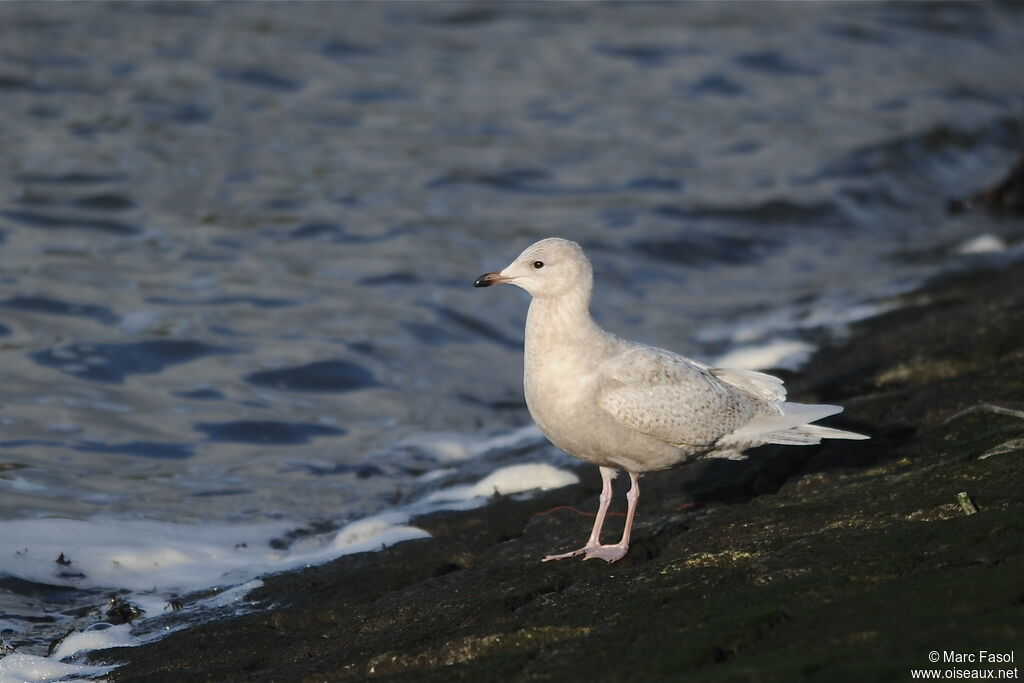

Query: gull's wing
[[596, 345, 758, 448]]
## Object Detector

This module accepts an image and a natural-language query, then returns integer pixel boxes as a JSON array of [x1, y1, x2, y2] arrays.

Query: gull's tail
[[718, 401, 869, 453]]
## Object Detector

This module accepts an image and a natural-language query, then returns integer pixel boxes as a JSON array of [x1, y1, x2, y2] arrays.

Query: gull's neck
[[524, 285, 604, 352]]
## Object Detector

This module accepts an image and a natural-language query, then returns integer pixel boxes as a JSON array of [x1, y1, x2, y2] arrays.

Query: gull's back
[[596, 343, 765, 450]]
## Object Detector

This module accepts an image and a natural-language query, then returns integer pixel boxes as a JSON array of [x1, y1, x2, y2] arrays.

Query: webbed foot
[[583, 544, 629, 563]]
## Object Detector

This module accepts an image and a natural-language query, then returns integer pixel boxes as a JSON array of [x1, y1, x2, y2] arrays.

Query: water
[[1, 0, 1023, 665]]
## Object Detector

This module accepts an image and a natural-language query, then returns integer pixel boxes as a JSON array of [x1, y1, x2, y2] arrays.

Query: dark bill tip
[[473, 271, 503, 288]]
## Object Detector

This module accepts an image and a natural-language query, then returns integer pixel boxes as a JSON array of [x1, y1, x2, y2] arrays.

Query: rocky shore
[[95, 259, 1024, 682]]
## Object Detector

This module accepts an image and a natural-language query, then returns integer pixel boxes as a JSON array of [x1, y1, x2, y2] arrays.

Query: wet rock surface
[[950, 151, 1024, 215], [94, 262, 1024, 682]]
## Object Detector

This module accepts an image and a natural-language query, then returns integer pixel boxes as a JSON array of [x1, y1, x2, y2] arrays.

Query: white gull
[[474, 237, 867, 563]]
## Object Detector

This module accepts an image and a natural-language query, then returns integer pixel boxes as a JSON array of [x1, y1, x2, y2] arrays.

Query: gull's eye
[[532, 261, 544, 269]]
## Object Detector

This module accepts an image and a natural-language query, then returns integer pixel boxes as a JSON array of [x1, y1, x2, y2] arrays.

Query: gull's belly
[[524, 358, 687, 472]]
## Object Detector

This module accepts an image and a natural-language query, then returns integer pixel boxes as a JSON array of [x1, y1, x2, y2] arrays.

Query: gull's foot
[[541, 546, 594, 562], [583, 544, 629, 563]]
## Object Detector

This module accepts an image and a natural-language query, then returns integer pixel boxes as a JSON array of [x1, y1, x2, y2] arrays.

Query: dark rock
[[107, 595, 144, 625], [948, 151, 1024, 214]]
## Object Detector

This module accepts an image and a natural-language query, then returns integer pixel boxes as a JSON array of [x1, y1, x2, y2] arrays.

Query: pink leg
[[584, 471, 639, 563], [541, 466, 616, 562]]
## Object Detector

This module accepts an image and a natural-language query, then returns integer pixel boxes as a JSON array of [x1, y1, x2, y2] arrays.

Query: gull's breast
[[523, 345, 686, 471]]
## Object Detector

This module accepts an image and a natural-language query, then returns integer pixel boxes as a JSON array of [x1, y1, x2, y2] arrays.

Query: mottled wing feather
[[709, 367, 787, 406], [596, 345, 756, 447]]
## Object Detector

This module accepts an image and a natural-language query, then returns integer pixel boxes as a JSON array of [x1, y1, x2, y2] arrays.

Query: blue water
[[1, 1, 1023, 656]]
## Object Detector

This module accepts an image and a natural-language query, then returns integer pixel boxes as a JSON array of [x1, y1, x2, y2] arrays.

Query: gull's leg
[[541, 466, 616, 562], [584, 471, 639, 563]]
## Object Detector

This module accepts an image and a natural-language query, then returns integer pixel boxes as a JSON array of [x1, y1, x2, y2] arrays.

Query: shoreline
[[94, 258, 1024, 682]]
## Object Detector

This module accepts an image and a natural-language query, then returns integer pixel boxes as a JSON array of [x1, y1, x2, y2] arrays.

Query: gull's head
[[473, 237, 592, 299]]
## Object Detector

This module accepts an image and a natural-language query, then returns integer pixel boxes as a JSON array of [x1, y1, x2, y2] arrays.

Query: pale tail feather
[[730, 402, 842, 440], [760, 424, 869, 446], [760, 430, 830, 446], [799, 424, 869, 440], [722, 402, 868, 447]]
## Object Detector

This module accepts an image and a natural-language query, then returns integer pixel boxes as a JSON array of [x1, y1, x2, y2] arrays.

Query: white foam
[[956, 234, 1006, 255], [0, 429, 576, 673], [198, 579, 265, 609], [49, 624, 137, 661], [713, 339, 814, 371], [397, 424, 543, 463], [328, 512, 429, 552], [800, 300, 896, 328], [0, 518, 297, 594], [0, 653, 112, 683], [696, 298, 895, 362], [0, 513, 434, 599], [422, 463, 579, 506], [0, 460, 575, 651]]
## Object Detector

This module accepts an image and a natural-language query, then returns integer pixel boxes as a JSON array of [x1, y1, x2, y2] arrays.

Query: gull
[[474, 238, 867, 563]]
